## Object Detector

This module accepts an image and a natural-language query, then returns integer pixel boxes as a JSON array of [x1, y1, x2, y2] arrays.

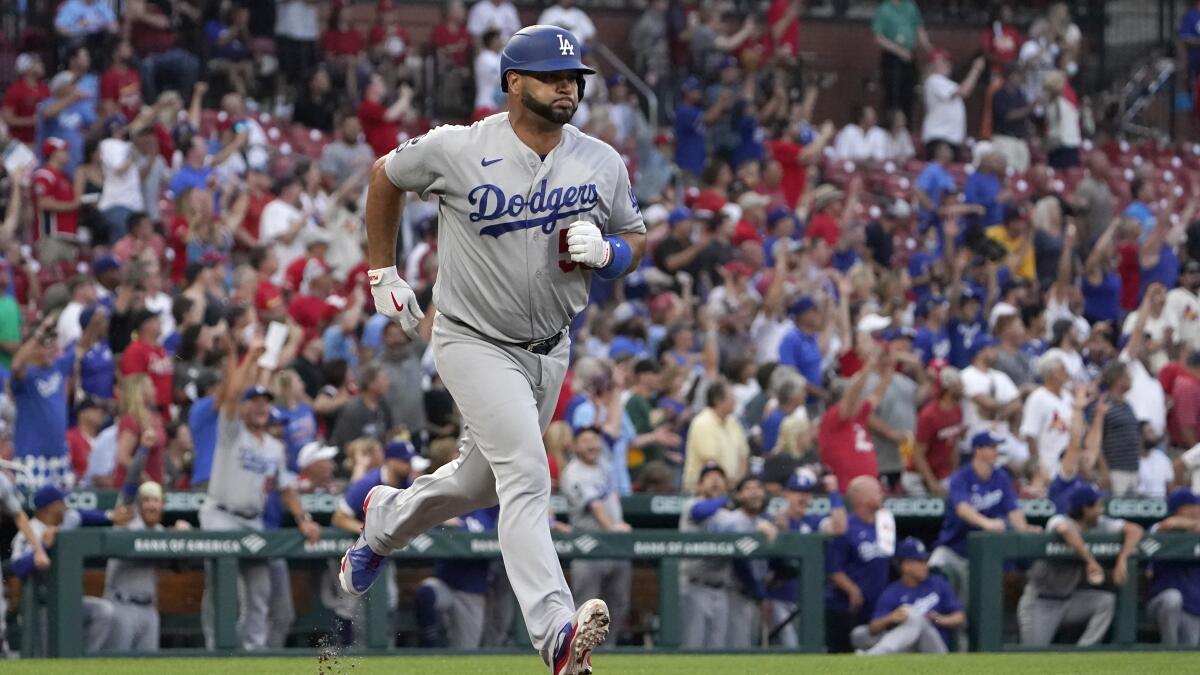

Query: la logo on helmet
[[558, 34, 574, 55]]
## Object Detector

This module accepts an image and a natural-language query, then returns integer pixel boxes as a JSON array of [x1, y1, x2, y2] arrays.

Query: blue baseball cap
[[667, 207, 693, 225], [93, 256, 121, 274], [698, 461, 726, 483], [766, 207, 794, 227], [789, 295, 818, 317], [970, 430, 1003, 451], [242, 385, 274, 402], [34, 485, 69, 510], [78, 303, 105, 330], [1067, 484, 1107, 513], [681, 76, 703, 93], [896, 536, 930, 561], [882, 327, 917, 342], [1167, 488, 1200, 514], [384, 440, 415, 461], [785, 467, 817, 492], [960, 286, 982, 302], [969, 334, 998, 359]]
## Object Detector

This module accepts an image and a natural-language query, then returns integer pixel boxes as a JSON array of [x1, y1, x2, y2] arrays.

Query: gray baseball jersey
[[105, 516, 162, 603], [678, 498, 735, 586], [382, 113, 646, 343], [12, 510, 83, 560], [206, 412, 295, 515], [1026, 514, 1125, 594], [560, 458, 623, 531], [0, 471, 22, 517]]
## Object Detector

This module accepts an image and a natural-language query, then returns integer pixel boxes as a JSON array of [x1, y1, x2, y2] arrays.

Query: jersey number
[[558, 229, 577, 273]]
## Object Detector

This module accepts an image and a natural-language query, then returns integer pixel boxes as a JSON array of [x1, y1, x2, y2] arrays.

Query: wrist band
[[828, 491, 845, 508], [595, 235, 632, 280]]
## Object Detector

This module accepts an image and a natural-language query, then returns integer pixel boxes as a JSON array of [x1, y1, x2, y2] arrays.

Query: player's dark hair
[[705, 380, 728, 409], [1099, 360, 1126, 390]]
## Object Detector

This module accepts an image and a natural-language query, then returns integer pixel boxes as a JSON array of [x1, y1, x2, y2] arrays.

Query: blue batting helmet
[[499, 25, 596, 94]]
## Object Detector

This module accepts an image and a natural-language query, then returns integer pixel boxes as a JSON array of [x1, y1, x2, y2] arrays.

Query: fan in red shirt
[[805, 184, 848, 248], [114, 373, 167, 487], [358, 74, 415, 158], [236, 167, 274, 250], [32, 138, 80, 242], [322, 3, 366, 57], [1167, 355, 1200, 448], [284, 232, 334, 294], [119, 310, 175, 418], [981, 6, 1024, 72], [100, 40, 143, 122], [767, 0, 802, 60], [910, 369, 966, 496], [767, 118, 833, 209], [430, 0, 473, 68], [369, 1, 412, 65], [288, 265, 341, 336], [819, 354, 891, 491], [1115, 219, 1142, 311], [250, 247, 287, 321], [67, 398, 109, 486], [2, 53, 49, 143]]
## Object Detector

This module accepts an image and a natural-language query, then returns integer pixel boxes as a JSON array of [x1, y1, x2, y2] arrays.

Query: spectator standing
[[274, 0, 321, 89], [561, 427, 632, 642], [767, 112, 833, 210], [119, 309, 174, 418], [992, 313, 1035, 390], [682, 381, 749, 493], [833, 105, 889, 164], [97, 123, 147, 242], [126, 0, 200, 102], [1020, 355, 1075, 479], [473, 30, 504, 119], [68, 304, 116, 403], [825, 476, 894, 653], [964, 152, 1008, 233], [467, 0, 522, 44], [538, 0, 597, 45], [989, 68, 1032, 173], [292, 68, 337, 134], [260, 177, 314, 279], [32, 138, 82, 265], [865, 333, 919, 491], [359, 76, 416, 159], [1072, 154, 1115, 250], [905, 367, 965, 496], [777, 296, 826, 404], [872, 0, 932, 122], [1165, 260, 1200, 353], [1018, 484, 1142, 647], [38, 72, 94, 175], [11, 315, 76, 489], [329, 364, 394, 449], [1043, 71, 1081, 169], [820, 353, 893, 492], [3, 54, 49, 145], [1180, 0, 1200, 88], [320, 116, 375, 187], [375, 322, 428, 439], [920, 51, 986, 156], [630, 0, 670, 94]]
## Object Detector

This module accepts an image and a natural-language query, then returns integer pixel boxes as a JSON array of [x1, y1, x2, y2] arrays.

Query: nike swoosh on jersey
[[481, 158, 503, 167]]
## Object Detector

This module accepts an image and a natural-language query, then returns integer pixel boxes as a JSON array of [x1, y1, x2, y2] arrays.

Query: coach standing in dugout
[[824, 475, 895, 653], [199, 337, 320, 651]]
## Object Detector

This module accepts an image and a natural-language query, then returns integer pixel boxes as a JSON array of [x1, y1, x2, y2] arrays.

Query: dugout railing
[[967, 531, 1200, 651], [29, 529, 826, 657]]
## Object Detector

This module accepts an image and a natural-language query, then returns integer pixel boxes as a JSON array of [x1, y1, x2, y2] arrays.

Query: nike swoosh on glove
[[566, 221, 611, 269], [368, 267, 425, 338]]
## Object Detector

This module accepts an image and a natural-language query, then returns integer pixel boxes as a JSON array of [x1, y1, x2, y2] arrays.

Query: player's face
[[516, 70, 580, 125], [902, 558, 929, 583], [698, 472, 727, 498], [785, 490, 811, 516], [140, 495, 164, 527], [386, 458, 412, 485], [242, 396, 272, 428], [738, 480, 765, 513]]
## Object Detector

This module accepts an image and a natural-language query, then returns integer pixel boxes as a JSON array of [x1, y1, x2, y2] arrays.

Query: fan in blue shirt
[[674, 78, 708, 176], [914, 147, 957, 231], [851, 537, 965, 654], [778, 296, 825, 402], [11, 322, 76, 489], [333, 440, 417, 528], [913, 296, 951, 364], [65, 304, 114, 401], [947, 288, 988, 369]]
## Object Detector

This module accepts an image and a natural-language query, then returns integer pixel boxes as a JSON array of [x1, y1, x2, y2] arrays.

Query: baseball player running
[[339, 25, 646, 675]]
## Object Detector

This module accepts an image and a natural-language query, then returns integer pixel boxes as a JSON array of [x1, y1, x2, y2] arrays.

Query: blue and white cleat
[[338, 486, 387, 596], [550, 598, 610, 675]]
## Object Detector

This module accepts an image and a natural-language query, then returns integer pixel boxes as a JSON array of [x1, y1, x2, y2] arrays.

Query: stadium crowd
[[0, 0, 1198, 658]]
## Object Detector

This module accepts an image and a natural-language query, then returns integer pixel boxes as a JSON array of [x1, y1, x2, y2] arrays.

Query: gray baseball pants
[[418, 577, 486, 648], [768, 600, 799, 648], [725, 590, 760, 648], [1148, 589, 1200, 646], [1017, 587, 1114, 646], [680, 580, 729, 649], [851, 614, 948, 654], [363, 316, 575, 663], [107, 600, 159, 652], [266, 558, 295, 648], [569, 559, 631, 641], [198, 502, 271, 651]]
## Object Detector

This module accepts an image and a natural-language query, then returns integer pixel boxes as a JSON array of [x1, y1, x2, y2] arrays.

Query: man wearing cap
[[778, 295, 826, 405], [67, 303, 115, 403], [11, 484, 131, 653], [913, 296, 951, 365], [921, 50, 985, 155], [653, 207, 708, 279], [37, 70, 94, 174], [930, 431, 1035, 606], [1018, 483, 1142, 646], [711, 475, 779, 648], [678, 463, 733, 648], [766, 468, 847, 646], [119, 308, 174, 418], [673, 78, 714, 178], [0, 457, 51, 654], [825, 475, 895, 652], [32, 136, 82, 263], [2, 53, 48, 144], [284, 227, 335, 294], [11, 316, 77, 489], [296, 442, 339, 492], [959, 335, 1021, 457], [851, 536, 964, 654], [105, 481, 190, 652], [561, 427, 633, 644], [329, 439, 415, 644], [1146, 489, 1200, 645], [199, 340, 319, 650]]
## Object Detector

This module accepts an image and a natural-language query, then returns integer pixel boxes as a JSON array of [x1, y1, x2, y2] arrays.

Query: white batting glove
[[368, 267, 424, 338], [567, 221, 611, 268]]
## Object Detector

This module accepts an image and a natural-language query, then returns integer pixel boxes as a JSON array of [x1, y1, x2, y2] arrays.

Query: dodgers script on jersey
[[383, 113, 645, 343]]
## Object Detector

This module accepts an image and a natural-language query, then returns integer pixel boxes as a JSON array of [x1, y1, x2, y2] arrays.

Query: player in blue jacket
[[1146, 489, 1200, 646], [929, 431, 1036, 604], [851, 537, 965, 654], [825, 475, 894, 653]]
